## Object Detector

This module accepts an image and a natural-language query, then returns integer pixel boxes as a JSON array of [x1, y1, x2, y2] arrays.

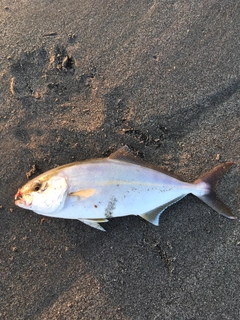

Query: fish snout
[[15, 189, 22, 201]]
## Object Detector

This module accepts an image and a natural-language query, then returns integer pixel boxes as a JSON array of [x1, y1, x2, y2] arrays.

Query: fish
[[14, 146, 237, 231]]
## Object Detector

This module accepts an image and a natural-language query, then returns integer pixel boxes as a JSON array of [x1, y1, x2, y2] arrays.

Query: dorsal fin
[[109, 146, 137, 162], [109, 146, 184, 180], [109, 145, 160, 169]]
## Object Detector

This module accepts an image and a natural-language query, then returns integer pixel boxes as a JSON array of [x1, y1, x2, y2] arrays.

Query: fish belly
[[52, 159, 198, 220]]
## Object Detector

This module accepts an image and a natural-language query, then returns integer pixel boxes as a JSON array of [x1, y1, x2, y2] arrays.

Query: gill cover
[[29, 176, 68, 215]]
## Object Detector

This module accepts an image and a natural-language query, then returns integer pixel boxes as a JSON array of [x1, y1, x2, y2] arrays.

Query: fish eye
[[33, 182, 42, 192]]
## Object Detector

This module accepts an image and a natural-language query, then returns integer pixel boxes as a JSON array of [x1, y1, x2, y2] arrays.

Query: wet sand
[[0, 1, 239, 319]]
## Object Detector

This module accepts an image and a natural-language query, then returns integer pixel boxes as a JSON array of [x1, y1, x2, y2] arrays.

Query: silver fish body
[[15, 146, 236, 230]]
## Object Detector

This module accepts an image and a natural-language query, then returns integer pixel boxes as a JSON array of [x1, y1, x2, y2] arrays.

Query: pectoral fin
[[78, 218, 108, 231], [69, 189, 95, 199], [140, 197, 184, 226]]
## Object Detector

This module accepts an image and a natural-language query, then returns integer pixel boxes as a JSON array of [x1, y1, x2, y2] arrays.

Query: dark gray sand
[[0, 1, 240, 319]]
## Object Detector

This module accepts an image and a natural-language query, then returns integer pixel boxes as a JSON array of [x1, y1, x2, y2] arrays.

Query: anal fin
[[140, 197, 184, 226]]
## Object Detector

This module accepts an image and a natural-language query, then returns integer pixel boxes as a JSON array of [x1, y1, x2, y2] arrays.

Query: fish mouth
[[14, 189, 32, 207], [15, 199, 25, 207]]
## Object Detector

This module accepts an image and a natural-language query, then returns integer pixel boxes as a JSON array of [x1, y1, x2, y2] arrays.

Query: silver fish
[[15, 146, 236, 231]]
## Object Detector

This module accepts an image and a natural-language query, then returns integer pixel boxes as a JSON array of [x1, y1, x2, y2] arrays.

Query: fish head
[[15, 174, 69, 215]]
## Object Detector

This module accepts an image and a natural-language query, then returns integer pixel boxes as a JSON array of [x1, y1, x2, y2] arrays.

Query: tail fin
[[194, 162, 236, 219]]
